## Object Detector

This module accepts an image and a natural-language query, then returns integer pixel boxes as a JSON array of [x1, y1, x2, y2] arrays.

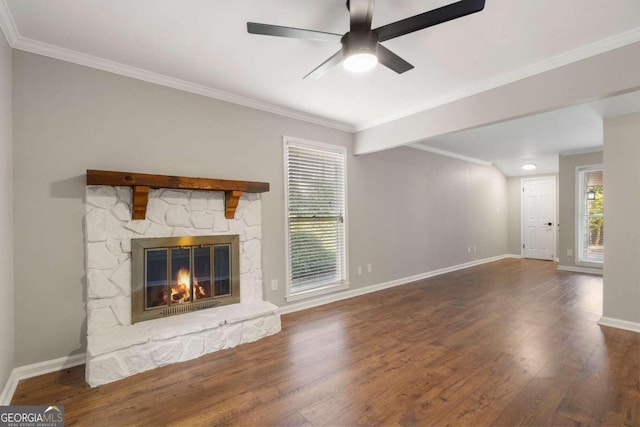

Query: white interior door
[[522, 176, 556, 260]]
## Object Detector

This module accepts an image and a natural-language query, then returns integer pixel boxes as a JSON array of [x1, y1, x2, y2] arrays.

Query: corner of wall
[[0, 28, 14, 393], [602, 113, 640, 326]]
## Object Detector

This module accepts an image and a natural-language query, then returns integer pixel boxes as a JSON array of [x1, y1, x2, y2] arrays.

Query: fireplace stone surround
[[85, 186, 280, 387]]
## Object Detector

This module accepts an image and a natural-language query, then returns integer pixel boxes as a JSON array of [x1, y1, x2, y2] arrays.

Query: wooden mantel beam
[[86, 169, 269, 193], [86, 170, 269, 220]]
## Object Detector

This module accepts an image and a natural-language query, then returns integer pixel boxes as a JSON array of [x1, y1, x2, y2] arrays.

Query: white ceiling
[[416, 103, 602, 177], [2, 1, 640, 175], [414, 90, 640, 176]]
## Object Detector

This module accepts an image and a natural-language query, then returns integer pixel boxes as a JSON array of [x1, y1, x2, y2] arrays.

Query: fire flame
[[194, 278, 207, 299], [171, 268, 191, 304]]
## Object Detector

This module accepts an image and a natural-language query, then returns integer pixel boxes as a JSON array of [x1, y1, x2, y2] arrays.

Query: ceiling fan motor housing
[[341, 31, 379, 57]]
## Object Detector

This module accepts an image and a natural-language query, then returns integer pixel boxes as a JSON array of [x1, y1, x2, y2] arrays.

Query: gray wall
[[603, 113, 640, 324], [558, 151, 603, 269], [507, 177, 522, 256], [506, 174, 559, 257], [13, 51, 508, 366], [349, 148, 508, 283], [0, 34, 13, 388]]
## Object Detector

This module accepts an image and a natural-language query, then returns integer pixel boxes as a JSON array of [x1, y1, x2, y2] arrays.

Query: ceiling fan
[[247, 0, 485, 79]]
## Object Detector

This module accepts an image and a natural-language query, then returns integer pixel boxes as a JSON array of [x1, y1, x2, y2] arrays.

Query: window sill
[[285, 282, 350, 302]]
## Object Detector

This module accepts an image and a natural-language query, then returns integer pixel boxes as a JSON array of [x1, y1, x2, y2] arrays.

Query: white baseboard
[[598, 316, 640, 333], [279, 254, 513, 315], [557, 265, 603, 275], [0, 353, 86, 405], [504, 254, 522, 259]]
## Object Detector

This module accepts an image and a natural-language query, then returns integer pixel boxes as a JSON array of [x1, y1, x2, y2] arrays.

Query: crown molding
[[2, 0, 640, 136], [13, 37, 354, 132], [559, 146, 603, 156], [0, 0, 17, 45], [0, 1, 353, 134], [354, 27, 640, 131], [407, 143, 492, 166]]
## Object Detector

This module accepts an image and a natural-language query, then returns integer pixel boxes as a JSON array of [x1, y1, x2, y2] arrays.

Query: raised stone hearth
[[85, 186, 280, 387]]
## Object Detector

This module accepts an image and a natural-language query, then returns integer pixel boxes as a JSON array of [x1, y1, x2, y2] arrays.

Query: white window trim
[[283, 135, 350, 302], [575, 164, 604, 267]]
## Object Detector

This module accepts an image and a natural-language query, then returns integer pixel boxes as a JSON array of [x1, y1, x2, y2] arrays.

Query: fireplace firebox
[[131, 235, 240, 323]]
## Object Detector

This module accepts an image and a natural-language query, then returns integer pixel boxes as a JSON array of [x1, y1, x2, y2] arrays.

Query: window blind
[[285, 140, 346, 293]]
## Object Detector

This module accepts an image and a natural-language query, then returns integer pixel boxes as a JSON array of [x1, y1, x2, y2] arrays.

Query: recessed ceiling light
[[522, 163, 537, 170]]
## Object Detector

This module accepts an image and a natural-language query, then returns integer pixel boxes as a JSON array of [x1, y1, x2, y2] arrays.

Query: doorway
[[521, 176, 557, 261]]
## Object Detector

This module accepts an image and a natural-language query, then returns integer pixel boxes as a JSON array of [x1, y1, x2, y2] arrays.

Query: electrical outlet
[[270, 279, 278, 291], [357, 266, 362, 275], [567, 249, 573, 257], [467, 246, 471, 253], [367, 263, 372, 273], [473, 246, 477, 252]]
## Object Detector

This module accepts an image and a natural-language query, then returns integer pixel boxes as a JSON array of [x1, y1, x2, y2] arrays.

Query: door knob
[[547, 222, 553, 226]]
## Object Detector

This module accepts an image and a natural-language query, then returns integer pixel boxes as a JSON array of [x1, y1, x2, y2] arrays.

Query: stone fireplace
[[84, 183, 280, 387]]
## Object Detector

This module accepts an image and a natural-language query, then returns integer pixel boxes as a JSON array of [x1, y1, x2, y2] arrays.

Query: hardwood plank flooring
[[12, 259, 640, 426]]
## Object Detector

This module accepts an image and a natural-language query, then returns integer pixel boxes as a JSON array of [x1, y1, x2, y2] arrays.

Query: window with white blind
[[284, 136, 348, 300], [576, 165, 604, 265]]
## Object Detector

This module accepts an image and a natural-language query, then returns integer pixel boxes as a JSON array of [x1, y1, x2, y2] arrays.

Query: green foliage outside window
[[587, 185, 603, 248]]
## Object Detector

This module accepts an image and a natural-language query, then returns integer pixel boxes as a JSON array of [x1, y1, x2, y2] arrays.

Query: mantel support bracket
[[132, 186, 150, 220], [224, 190, 243, 220], [86, 170, 269, 220]]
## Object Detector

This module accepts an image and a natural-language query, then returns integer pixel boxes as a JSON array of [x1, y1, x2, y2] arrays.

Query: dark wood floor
[[12, 259, 640, 426]]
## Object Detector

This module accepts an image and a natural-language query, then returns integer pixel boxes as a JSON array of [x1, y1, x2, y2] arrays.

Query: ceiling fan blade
[[304, 50, 344, 79], [376, 44, 414, 74], [374, 0, 485, 42], [247, 22, 342, 43], [348, 0, 375, 31]]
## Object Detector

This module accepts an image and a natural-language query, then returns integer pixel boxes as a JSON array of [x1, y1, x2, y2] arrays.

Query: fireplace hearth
[[132, 235, 240, 323]]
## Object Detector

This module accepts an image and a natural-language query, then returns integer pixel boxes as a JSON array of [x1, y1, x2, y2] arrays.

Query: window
[[284, 136, 348, 300], [576, 166, 604, 265]]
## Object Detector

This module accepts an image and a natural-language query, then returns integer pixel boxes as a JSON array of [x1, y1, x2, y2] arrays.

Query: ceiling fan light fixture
[[343, 52, 378, 73], [521, 163, 537, 171], [341, 30, 379, 73]]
